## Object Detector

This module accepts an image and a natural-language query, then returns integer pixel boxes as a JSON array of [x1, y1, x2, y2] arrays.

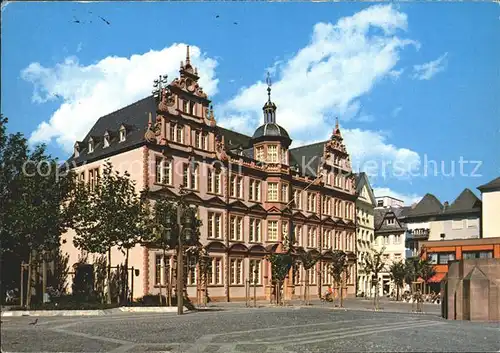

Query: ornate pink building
[[63, 46, 357, 302]]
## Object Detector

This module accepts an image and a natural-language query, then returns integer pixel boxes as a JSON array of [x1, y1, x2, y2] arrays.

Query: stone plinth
[[442, 258, 500, 322]]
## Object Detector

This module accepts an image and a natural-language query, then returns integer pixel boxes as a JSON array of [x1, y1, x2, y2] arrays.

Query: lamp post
[[161, 188, 196, 315]]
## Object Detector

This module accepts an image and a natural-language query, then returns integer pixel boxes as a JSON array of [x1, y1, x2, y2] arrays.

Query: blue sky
[[2, 2, 499, 204]]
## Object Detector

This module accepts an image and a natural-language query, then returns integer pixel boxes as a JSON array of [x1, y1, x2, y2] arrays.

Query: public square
[[2, 302, 499, 353]]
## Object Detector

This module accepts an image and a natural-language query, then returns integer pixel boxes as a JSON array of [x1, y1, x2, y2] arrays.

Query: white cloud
[[388, 68, 405, 80], [23, 43, 219, 152], [391, 106, 402, 117], [372, 187, 422, 206], [411, 52, 448, 80], [217, 4, 419, 144]]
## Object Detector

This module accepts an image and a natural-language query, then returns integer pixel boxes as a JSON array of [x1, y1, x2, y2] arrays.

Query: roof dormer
[[88, 137, 95, 153], [103, 130, 111, 148], [119, 124, 129, 142], [74, 141, 82, 157]]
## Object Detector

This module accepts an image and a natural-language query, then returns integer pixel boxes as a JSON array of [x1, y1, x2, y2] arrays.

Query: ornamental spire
[[262, 72, 277, 124], [186, 45, 191, 65]]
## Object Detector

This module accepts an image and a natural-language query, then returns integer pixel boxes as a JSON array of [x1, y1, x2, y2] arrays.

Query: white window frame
[[267, 182, 278, 201], [267, 220, 278, 241], [267, 145, 278, 163], [208, 212, 222, 239], [249, 218, 262, 242], [230, 215, 243, 241], [230, 258, 244, 285]]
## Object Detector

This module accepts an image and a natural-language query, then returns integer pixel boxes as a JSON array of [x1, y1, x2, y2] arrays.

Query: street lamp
[[161, 189, 198, 315]]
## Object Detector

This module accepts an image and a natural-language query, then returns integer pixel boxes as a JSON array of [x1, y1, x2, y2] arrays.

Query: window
[[230, 215, 243, 241], [208, 169, 222, 194], [294, 225, 303, 246], [384, 236, 390, 245], [268, 182, 278, 201], [267, 221, 278, 241], [182, 163, 198, 190], [463, 251, 493, 260], [255, 146, 264, 162], [189, 101, 196, 115], [79, 171, 85, 182], [307, 266, 317, 285], [281, 147, 287, 164], [155, 254, 162, 286], [155, 157, 172, 185], [249, 259, 262, 285], [323, 230, 332, 249], [394, 253, 401, 261], [438, 252, 455, 265], [394, 234, 401, 245], [281, 184, 289, 202], [282, 221, 289, 241], [293, 189, 302, 209], [119, 128, 126, 142], [208, 257, 222, 285], [103, 134, 110, 148], [169, 123, 184, 143], [267, 145, 278, 163], [208, 212, 222, 239], [249, 179, 261, 201], [249, 218, 262, 242], [377, 200, 384, 207], [182, 100, 189, 113], [186, 259, 197, 285], [466, 218, 477, 228], [230, 175, 243, 198], [307, 192, 317, 212], [335, 231, 342, 250], [322, 263, 332, 284], [89, 167, 99, 191], [88, 139, 94, 153], [452, 219, 464, 230], [428, 253, 438, 264], [194, 131, 207, 150], [230, 258, 243, 285], [386, 218, 395, 225], [307, 227, 316, 248]]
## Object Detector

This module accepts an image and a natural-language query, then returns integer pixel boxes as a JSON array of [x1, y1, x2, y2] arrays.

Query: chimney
[[443, 201, 449, 212]]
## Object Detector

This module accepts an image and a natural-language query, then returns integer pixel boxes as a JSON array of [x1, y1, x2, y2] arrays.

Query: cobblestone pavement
[[1, 306, 498, 352]]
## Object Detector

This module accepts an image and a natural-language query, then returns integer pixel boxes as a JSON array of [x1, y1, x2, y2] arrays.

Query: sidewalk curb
[[1, 306, 189, 317]]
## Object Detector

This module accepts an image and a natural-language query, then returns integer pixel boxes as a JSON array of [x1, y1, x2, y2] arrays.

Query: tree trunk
[[124, 248, 129, 305], [396, 285, 400, 301], [340, 279, 344, 308], [42, 251, 47, 303], [26, 251, 33, 308], [107, 249, 112, 304], [373, 281, 378, 310]]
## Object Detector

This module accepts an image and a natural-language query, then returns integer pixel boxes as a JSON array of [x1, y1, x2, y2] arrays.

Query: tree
[[389, 260, 405, 301], [0, 116, 75, 307], [363, 247, 386, 310], [67, 161, 143, 304], [297, 251, 319, 305], [404, 257, 436, 295], [329, 250, 347, 307], [267, 253, 294, 305]]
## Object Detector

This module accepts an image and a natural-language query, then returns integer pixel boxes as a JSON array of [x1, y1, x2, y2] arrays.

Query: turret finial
[[266, 72, 272, 102], [186, 45, 190, 65]]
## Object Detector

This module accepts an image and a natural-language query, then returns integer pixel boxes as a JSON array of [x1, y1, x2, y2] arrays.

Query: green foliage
[[267, 253, 294, 282], [298, 251, 319, 271], [363, 247, 386, 280], [389, 260, 406, 288], [404, 257, 436, 284], [46, 249, 70, 296], [329, 250, 347, 286], [68, 161, 143, 255]]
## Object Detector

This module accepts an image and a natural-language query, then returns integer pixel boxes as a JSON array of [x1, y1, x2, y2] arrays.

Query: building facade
[[354, 172, 376, 297], [62, 47, 358, 302], [478, 176, 500, 239], [373, 197, 409, 296], [404, 189, 481, 258]]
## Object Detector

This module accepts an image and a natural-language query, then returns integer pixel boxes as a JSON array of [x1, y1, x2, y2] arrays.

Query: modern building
[[354, 172, 376, 297], [420, 237, 500, 291], [478, 176, 500, 239], [373, 197, 410, 296], [62, 46, 358, 302], [404, 189, 482, 258]]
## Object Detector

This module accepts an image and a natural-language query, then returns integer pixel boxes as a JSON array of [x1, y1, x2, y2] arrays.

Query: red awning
[[427, 272, 446, 283]]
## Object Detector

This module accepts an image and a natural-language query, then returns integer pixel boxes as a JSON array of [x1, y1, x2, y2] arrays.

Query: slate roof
[[405, 189, 481, 220], [406, 193, 443, 217], [289, 141, 326, 178], [67, 95, 156, 165], [447, 188, 482, 213], [252, 123, 290, 140], [374, 207, 407, 234], [354, 172, 376, 206], [65, 95, 339, 181], [478, 176, 500, 192]]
